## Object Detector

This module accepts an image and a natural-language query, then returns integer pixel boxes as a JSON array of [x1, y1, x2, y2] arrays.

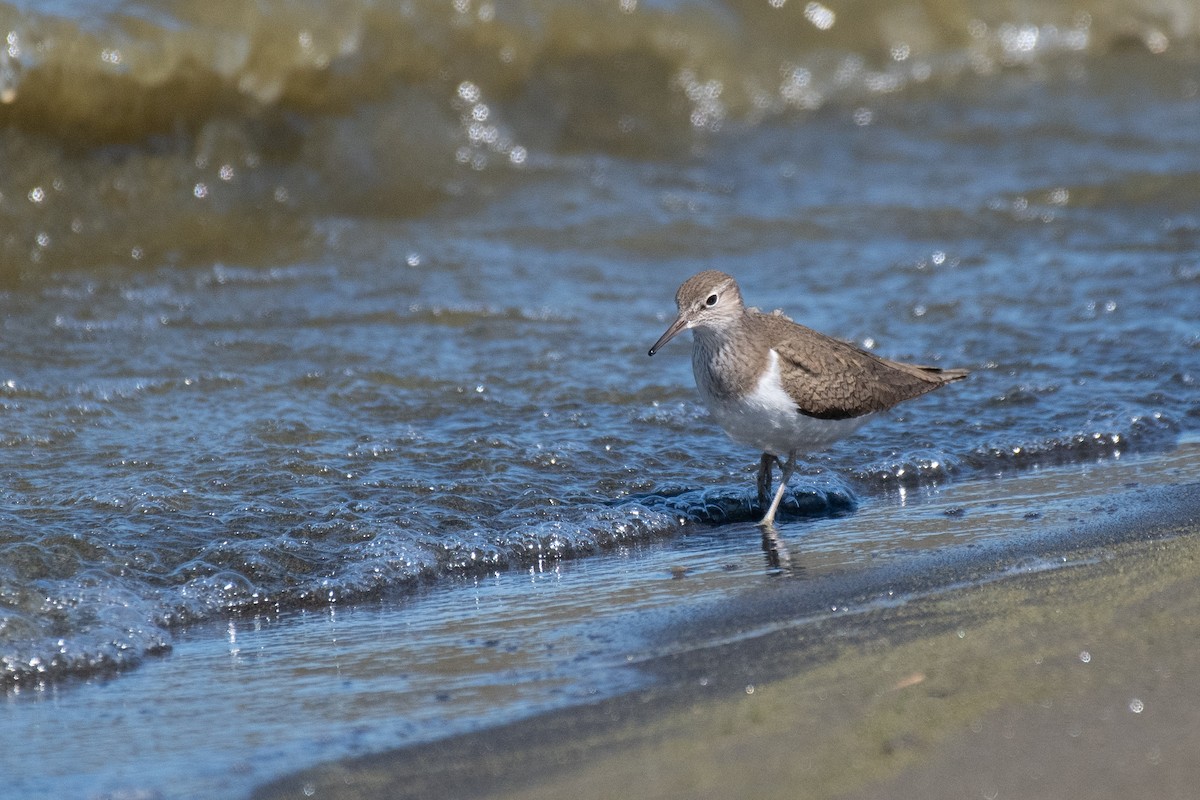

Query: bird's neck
[[690, 316, 756, 400]]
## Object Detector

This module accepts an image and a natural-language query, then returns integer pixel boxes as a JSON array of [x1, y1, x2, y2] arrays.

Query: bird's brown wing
[[761, 315, 967, 420]]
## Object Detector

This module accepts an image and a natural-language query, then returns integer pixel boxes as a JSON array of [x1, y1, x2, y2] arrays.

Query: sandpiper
[[649, 270, 968, 527]]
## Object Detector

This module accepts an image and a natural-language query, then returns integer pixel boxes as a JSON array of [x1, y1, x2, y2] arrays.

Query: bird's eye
[[705, 294, 718, 306]]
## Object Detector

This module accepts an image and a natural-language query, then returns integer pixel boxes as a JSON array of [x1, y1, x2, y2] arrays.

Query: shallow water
[[8, 446, 1200, 799], [0, 0, 1198, 795]]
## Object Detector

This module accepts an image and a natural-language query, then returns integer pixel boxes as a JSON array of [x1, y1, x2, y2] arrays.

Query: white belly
[[699, 349, 870, 456]]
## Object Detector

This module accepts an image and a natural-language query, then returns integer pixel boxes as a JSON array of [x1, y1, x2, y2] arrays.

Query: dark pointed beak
[[648, 314, 688, 356]]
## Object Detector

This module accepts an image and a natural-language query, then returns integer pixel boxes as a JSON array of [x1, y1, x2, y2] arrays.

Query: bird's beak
[[648, 314, 688, 356]]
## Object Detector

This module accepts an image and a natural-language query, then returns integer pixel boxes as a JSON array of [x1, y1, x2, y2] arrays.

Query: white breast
[[700, 349, 869, 456]]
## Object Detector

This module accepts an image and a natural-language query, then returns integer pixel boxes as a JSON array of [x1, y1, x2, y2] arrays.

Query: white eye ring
[[705, 294, 718, 306]]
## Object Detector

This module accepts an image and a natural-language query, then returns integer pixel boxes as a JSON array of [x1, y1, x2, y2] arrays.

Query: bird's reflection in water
[[760, 524, 794, 573]]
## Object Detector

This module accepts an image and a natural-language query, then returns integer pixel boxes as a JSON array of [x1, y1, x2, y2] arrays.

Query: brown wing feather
[[755, 314, 968, 420]]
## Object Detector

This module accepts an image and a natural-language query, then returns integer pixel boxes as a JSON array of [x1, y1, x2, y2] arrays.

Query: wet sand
[[255, 481, 1200, 800]]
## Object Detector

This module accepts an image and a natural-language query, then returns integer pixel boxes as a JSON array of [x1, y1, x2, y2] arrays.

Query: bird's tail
[[918, 366, 969, 383]]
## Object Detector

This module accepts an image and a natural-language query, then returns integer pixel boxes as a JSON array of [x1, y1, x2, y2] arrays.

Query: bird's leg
[[761, 452, 797, 528], [756, 453, 778, 508]]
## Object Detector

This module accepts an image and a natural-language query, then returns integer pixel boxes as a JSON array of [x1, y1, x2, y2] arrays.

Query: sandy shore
[[255, 481, 1200, 800]]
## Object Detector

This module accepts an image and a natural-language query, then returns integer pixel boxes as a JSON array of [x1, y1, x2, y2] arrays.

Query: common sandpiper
[[649, 270, 968, 527]]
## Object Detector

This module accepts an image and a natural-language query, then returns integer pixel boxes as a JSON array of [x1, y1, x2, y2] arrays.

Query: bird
[[648, 270, 968, 527]]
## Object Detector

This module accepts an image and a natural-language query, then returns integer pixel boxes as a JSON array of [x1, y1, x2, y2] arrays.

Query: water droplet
[[803, 1, 835, 29], [457, 81, 481, 103]]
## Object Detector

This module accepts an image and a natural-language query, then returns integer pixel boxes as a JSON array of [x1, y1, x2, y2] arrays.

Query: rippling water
[[1, 0, 1198, 794]]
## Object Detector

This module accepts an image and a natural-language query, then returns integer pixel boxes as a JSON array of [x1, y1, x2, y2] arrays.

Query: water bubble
[[468, 121, 497, 144], [803, 1, 835, 30], [193, 183, 208, 199], [1129, 698, 1144, 714], [0, 71, 15, 104], [674, 70, 725, 130], [457, 81, 481, 104], [1001, 24, 1040, 54]]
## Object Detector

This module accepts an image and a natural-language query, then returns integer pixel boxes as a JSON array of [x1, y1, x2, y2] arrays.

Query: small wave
[[0, 498, 683, 687], [853, 451, 962, 489], [0, 0, 1196, 280], [630, 483, 856, 523], [965, 411, 1179, 470], [0, 563, 172, 686]]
